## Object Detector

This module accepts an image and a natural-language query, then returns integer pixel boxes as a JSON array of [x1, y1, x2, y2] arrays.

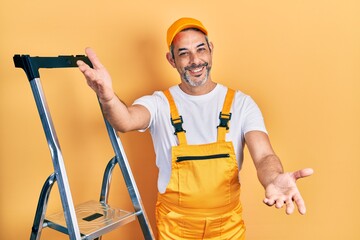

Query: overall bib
[[156, 89, 246, 240]]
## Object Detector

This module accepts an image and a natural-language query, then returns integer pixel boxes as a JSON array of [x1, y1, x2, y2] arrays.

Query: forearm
[[245, 131, 313, 215], [100, 95, 130, 132], [100, 94, 150, 133], [255, 154, 284, 189]]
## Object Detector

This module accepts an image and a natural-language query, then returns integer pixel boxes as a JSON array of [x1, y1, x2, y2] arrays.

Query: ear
[[209, 41, 214, 54], [166, 52, 176, 68]]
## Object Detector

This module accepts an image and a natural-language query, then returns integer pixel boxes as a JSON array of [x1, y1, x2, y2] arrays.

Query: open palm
[[263, 168, 313, 214]]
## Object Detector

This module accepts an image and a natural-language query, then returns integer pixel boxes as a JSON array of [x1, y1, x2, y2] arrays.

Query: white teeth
[[191, 67, 203, 73]]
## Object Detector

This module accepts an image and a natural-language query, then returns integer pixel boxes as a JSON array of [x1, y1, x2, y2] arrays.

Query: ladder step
[[45, 200, 136, 240]]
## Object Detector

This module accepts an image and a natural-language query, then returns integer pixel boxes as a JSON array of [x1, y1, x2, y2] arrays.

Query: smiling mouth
[[185, 63, 208, 76], [189, 66, 205, 75]]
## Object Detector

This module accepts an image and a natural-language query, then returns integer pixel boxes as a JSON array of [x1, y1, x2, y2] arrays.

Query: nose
[[189, 52, 201, 65]]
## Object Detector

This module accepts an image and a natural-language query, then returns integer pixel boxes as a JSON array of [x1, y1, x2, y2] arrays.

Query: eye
[[178, 51, 189, 57], [197, 47, 207, 53]]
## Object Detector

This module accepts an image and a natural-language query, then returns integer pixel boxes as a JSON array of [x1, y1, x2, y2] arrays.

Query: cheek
[[174, 60, 188, 71], [206, 56, 212, 66], [173, 63, 185, 75]]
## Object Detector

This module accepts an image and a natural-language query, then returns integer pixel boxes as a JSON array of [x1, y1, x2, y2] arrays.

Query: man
[[77, 17, 313, 239]]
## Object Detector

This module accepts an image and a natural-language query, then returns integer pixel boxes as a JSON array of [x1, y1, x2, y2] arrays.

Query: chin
[[184, 73, 209, 87], [187, 78, 207, 87]]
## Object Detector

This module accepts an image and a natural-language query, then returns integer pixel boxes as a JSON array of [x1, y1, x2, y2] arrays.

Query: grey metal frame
[[13, 55, 154, 240]]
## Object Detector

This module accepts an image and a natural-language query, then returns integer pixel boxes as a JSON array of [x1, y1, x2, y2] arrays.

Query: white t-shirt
[[133, 83, 267, 193]]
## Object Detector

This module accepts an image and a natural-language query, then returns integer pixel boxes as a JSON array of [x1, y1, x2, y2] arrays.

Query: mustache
[[184, 62, 209, 71]]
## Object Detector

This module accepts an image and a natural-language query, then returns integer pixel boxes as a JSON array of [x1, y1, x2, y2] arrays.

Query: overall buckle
[[171, 116, 186, 135], [217, 112, 232, 130]]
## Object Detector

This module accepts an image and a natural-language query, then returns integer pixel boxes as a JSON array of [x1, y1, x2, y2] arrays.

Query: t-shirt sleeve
[[242, 96, 268, 135], [132, 94, 158, 132]]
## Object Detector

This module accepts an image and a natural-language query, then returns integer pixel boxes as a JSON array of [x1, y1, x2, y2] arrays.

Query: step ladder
[[13, 54, 155, 240]]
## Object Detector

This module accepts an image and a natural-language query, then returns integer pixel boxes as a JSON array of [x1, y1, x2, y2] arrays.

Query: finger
[[293, 193, 306, 215], [77, 60, 90, 72], [263, 197, 276, 206], [293, 168, 314, 180], [285, 198, 295, 215], [85, 47, 104, 69], [77, 61, 97, 82], [79, 65, 96, 81], [275, 198, 286, 209]]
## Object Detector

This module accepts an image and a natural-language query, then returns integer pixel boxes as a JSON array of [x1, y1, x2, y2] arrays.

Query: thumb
[[293, 168, 314, 180]]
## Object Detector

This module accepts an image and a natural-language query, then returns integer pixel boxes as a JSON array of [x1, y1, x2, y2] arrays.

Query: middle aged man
[[77, 17, 313, 239]]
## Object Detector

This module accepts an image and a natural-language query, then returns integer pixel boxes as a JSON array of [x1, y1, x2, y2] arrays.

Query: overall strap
[[163, 89, 188, 145], [217, 88, 235, 142]]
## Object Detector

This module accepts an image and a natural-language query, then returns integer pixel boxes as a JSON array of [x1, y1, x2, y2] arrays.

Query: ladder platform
[[45, 200, 137, 239]]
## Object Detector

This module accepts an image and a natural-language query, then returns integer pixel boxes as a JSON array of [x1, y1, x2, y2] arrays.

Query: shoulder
[[218, 86, 262, 115], [216, 84, 251, 106], [133, 90, 170, 113], [231, 88, 258, 107]]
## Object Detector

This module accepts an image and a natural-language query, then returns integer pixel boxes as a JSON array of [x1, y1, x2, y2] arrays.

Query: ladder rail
[[99, 157, 117, 203], [102, 118, 154, 238], [30, 77, 83, 240], [30, 173, 56, 240]]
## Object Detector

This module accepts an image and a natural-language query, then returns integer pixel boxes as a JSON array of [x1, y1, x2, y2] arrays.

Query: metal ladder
[[13, 54, 155, 240]]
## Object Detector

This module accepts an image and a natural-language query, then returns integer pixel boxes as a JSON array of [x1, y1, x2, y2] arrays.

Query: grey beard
[[183, 64, 211, 87], [183, 70, 209, 87]]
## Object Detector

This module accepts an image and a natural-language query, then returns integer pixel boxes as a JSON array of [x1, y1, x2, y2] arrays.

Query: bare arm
[[245, 131, 283, 187], [245, 131, 314, 214], [77, 48, 150, 132]]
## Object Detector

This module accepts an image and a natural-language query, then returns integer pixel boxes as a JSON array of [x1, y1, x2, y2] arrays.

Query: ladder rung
[[45, 200, 136, 240]]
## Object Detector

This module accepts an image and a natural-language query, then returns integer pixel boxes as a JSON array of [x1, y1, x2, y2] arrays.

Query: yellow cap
[[166, 17, 208, 49]]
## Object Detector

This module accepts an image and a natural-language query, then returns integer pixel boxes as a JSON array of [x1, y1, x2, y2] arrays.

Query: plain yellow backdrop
[[1, 0, 359, 239]]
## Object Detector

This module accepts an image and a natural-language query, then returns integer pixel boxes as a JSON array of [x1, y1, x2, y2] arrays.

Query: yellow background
[[1, 0, 359, 239]]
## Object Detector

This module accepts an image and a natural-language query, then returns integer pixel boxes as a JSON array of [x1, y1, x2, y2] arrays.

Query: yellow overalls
[[156, 88, 246, 240]]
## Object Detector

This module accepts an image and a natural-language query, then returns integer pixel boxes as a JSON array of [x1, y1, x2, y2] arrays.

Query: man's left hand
[[263, 168, 314, 214]]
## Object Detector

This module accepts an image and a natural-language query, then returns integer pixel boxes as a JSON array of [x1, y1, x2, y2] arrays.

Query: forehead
[[172, 29, 207, 49]]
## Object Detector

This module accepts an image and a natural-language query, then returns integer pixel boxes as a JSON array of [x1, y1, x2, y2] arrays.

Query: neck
[[179, 80, 217, 96]]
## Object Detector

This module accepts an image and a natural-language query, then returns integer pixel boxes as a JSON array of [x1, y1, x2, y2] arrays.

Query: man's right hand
[[77, 47, 115, 104], [77, 47, 151, 132]]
